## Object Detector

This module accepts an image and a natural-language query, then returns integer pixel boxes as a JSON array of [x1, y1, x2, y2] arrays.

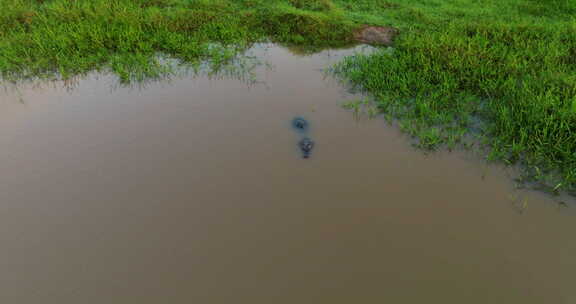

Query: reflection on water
[[0, 44, 574, 304]]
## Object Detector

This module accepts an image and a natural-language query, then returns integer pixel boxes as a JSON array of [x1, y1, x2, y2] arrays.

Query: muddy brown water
[[0, 44, 575, 303]]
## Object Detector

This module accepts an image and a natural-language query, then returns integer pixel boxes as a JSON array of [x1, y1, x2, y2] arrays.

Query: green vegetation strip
[[1, 0, 575, 193], [0, 0, 357, 82]]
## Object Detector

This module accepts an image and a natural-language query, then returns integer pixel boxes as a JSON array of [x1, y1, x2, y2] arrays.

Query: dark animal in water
[[291, 117, 314, 159], [299, 137, 315, 159], [292, 117, 309, 132]]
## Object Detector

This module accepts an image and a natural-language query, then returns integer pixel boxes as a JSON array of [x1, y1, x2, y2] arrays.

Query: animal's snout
[[291, 117, 315, 159], [299, 137, 315, 159], [292, 117, 309, 132]]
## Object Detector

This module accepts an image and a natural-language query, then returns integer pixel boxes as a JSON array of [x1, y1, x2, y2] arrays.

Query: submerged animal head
[[292, 117, 309, 132], [299, 137, 315, 158]]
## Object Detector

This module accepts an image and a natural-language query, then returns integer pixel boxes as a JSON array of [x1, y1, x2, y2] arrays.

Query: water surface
[[0, 44, 575, 303]]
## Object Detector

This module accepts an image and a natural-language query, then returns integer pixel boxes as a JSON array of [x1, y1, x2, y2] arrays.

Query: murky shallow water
[[0, 44, 575, 303]]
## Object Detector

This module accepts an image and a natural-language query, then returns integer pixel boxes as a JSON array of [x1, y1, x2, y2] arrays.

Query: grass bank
[[1, 0, 575, 193], [332, 0, 576, 194], [0, 0, 357, 82]]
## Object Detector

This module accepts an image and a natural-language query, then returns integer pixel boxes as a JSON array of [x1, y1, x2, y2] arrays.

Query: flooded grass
[[331, 1, 576, 193], [1, 0, 575, 194], [0, 0, 356, 83]]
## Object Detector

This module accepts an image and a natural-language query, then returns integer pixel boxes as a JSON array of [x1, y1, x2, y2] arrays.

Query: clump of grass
[[139, 0, 177, 8], [253, 5, 355, 47], [289, 0, 335, 12], [518, 0, 576, 18], [342, 98, 379, 120]]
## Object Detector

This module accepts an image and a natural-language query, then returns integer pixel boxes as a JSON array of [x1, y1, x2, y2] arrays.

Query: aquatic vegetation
[[342, 98, 379, 120]]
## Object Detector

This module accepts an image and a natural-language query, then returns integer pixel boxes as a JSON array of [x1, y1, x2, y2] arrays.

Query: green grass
[[332, 0, 576, 194], [0, 0, 357, 83], [1, 0, 575, 194]]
